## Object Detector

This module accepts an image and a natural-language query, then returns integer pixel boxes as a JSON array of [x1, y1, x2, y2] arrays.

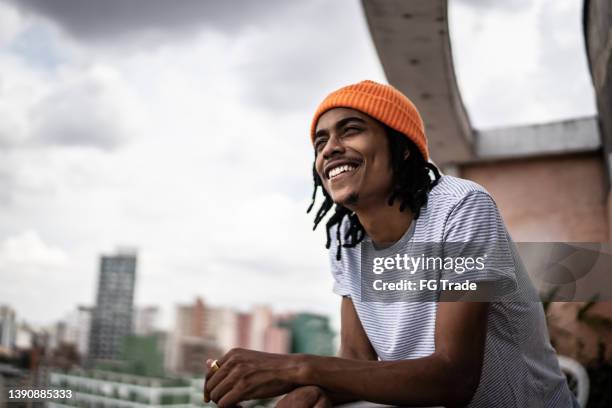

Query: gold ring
[[211, 360, 220, 372]]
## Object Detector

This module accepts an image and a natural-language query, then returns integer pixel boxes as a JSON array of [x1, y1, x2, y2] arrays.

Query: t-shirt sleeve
[[328, 223, 352, 297], [442, 191, 518, 295]]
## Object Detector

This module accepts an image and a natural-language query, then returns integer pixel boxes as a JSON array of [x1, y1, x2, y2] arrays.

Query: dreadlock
[[307, 125, 441, 261]]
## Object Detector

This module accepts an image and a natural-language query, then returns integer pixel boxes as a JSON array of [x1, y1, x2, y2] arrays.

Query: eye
[[343, 126, 361, 135], [314, 137, 327, 152]]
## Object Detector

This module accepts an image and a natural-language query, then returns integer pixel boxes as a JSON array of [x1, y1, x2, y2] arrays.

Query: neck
[[355, 200, 413, 246]]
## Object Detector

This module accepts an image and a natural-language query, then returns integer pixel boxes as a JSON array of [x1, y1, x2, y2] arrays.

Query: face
[[314, 108, 394, 210]]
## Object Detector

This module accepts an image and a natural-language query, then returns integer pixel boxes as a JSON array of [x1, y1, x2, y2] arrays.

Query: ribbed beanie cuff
[[310, 80, 429, 161]]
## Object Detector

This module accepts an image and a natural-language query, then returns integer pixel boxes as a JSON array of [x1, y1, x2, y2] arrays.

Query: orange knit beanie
[[310, 80, 429, 161]]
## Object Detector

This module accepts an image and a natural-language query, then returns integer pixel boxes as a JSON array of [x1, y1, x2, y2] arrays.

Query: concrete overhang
[[362, 0, 602, 166], [476, 116, 601, 161], [361, 0, 473, 165]]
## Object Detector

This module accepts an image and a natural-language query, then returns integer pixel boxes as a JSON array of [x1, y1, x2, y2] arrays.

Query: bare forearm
[[293, 353, 478, 407], [321, 345, 378, 405]]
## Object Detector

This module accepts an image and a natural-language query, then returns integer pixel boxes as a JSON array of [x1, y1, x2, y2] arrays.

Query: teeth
[[328, 164, 356, 179]]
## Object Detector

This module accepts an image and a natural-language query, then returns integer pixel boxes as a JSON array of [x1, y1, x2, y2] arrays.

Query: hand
[[204, 348, 303, 408], [276, 386, 332, 408]]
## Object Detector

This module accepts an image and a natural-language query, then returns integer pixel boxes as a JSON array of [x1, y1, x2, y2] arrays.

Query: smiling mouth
[[327, 163, 360, 180]]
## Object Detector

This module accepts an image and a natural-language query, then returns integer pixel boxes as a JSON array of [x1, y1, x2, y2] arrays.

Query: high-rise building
[[263, 326, 291, 354], [15, 323, 34, 349], [133, 306, 159, 336], [248, 305, 273, 351], [166, 297, 222, 375], [203, 307, 237, 352], [235, 312, 252, 349], [0, 305, 16, 351], [48, 321, 68, 351], [62, 305, 94, 358], [88, 249, 137, 362]]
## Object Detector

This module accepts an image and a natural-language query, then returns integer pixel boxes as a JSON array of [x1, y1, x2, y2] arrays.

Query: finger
[[313, 394, 331, 408], [210, 373, 240, 405], [203, 359, 216, 402], [217, 350, 234, 367], [204, 366, 231, 395], [275, 394, 293, 408], [205, 359, 227, 395], [205, 358, 218, 381], [217, 387, 244, 408], [275, 388, 318, 408], [203, 360, 210, 402]]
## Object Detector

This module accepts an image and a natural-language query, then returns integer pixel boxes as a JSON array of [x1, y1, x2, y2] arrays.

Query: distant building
[[280, 313, 335, 356], [0, 305, 16, 351], [47, 321, 69, 351], [88, 249, 137, 362], [48, 370, 195, 408], [173, 338, 222, 376], [14, 323, 34, 350], [263, 326, 291, 354], [167, 298, 257, 374], [166, 298, 331, 373], [248, 305, 273, 351], [134, 306, 160, 336], [203, 307, 237, 352], [235, 312, 252, 349], [166, 298, 204, 374], [119, 334, 166, 378], [48, 342, 81, 370], [166, 298, 223, 375], [64, 306, 94, 358]]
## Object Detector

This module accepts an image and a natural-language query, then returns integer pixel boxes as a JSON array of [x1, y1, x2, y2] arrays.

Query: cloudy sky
[[0, 0, 596, 331]]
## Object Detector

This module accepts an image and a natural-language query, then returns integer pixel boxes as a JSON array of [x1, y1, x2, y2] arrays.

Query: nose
[[321, 133, 345, 160]]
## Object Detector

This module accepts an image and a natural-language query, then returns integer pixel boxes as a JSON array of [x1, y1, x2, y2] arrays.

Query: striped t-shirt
[[329, 175, 577, 407]]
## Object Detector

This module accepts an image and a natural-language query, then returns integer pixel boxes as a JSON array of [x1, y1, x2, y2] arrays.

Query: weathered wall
[[461, 153, 609, 242]]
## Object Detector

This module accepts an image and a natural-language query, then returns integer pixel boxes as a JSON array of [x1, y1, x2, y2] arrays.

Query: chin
[[331, 189, 359, 208]]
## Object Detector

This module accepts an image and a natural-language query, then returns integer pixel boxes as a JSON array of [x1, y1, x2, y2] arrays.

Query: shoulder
[[433, 177, 508, 241], [415, 175, 502, 241], [423, 175, 496, 218]]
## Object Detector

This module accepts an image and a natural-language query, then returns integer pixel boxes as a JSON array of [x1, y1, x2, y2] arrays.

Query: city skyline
[[0, 295, 336, 374]]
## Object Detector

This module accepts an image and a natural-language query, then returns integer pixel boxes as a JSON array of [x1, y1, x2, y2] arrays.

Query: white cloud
[[0, 56, 147, 150], [0, 3, 348, 327], [30, 64, 147, 150], [0, 0, 598, 333], [0, 230, 81, 326], [0, 0, 23, 46], [0, 53, 47, 148], [449, 0, 596, 129], [0, 230, 67, 265]]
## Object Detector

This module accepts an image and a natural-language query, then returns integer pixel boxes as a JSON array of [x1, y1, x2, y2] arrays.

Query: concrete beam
[[584, 0, 612, 186], [476, 117, 601, 160], [361, 0, 473, 165]]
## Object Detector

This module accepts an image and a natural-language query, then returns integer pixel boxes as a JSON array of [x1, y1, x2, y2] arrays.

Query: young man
[[204, 80, 578, 407]]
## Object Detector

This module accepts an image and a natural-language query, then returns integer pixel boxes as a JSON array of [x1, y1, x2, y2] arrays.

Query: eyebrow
[[314, 116, 367, 141]]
